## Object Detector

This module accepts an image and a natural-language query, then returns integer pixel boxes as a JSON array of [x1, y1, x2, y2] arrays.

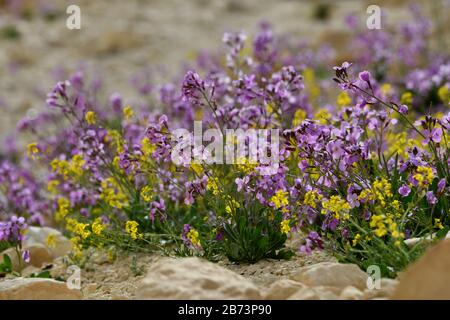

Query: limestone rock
[[339, 286, 364, 300], [363, 278, 398, 300], [0, 278, 82, 300], [392, 239, 450, 299], [288, 286, 339, 300], [136, 257, 261, 299], [264, 279, 308, 299], [289, 262, 368, 290], [23, 226, 72, 258], [1, 244, 53, 271]]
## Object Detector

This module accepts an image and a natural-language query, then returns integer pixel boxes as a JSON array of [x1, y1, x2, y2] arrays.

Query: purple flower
[[398, 104, 409, 115], [398, 184, 411, 197], [426, 191, 437, 205], [438, 178, 446, 193], [22, 250, 30, 264], [359, 71, 371, 82]]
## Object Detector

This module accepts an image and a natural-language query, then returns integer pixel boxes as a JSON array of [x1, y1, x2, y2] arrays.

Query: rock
[[363, 278, 398, 300], [339, 286, 364, 300], [23, 226, 72, 258], [84, 283, 98, 295], [136, 257, 261, 299], [0, 278, 82, 299], [289, 262, 368, 290], [1, 244, 53, 271], [404, 231, 450, 247], [392, 239, 450, 299], [288, 286, 339, 300], [264, 279, 308, 299]]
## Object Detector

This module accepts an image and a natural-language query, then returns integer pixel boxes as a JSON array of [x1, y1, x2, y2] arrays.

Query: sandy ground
[[0, 0, 433, 144]]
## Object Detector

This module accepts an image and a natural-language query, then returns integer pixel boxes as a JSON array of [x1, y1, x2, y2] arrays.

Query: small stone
[[136, 257, 261, 299], [339, 286, 364, 300], [0, 278, 82, 299], [289, 262, 368, 290], [363, 278, 398, 300], [264, 279, 308, 299]]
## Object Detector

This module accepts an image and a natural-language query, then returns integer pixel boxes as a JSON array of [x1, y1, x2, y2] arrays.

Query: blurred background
[[0, 0, 448, 142]]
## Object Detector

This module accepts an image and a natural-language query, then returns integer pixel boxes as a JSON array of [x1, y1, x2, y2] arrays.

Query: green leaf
[[29, 271, 52, 279]]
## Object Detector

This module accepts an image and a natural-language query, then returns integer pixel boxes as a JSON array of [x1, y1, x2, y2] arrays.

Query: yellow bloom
[[438, 85, 449, 104], [235, 157, 257, 174], [47, 180, 60, 195], [434, 218, 444, 230], [190, 163, 203, 176], [352, 233, 361, 247], [101, 177, 129, 209], [303, 190, 322, 209], [413, 166, 434, 188], [400, 92, 413, 106], [337, 91, 352, 107], [27, 143, 39, 158], [207, 177, 220, 196], [46, 233, 57, 248], [85, 111, 96, 125], [321, 195, 351, 220], [225, 197, 240, 215], [270, 190, 289, 210], [380, 83, 393, 97], [55, 197, 70, 221], [314, 108, 332, 124], [92, 218, 106, 235], [123, 106, 134, 119], [140, 185, 153, 202], [125, 220, 142, 240], [187, 228, 200, 246], [280, 219, 291, 234], [141, 137, 156, 156], [292, 109, 307, 127]]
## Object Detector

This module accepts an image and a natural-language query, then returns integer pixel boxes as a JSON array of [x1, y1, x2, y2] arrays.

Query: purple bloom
[[426, 191, 437, 205], [22, 250, 30, 264], [398, 104, 409, 115], [359, 71, 371, 82], [398, 184, 411, 197], [438, 178, 446, 193]]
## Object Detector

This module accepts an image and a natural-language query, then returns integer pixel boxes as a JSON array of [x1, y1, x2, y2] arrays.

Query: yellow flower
[[400, 92, 413, 106], [92, 218, 106, 235], [434, 218, 444, 230], [413, 166, 434, 188], [303, 190, 322, 209], [123, 106, 134, 119], [46, 233, 57, 248], [270, 190, 289, 210], [372, 178, 393, 207], [101, 177, 129, 209], [190, 163, 203, 176], [352, 233, 361, 247], [321, 195, 351, 220], [225, 197, 240, 215], [438, 85, 449, 104], [207, 177, 220, 196], [55, 197, 70, 221], [235, 157, 257, 174], [85, 111, 96, 125], [141, 137, 156, 157], [27, 143, 39, 158], [125, 220, 142, 240], [314, 108, 332, 124], [380, 83, 393, 97], [337, 91, 352, 107], [292, 109, 307, 127], [280, 219, 291, 234], [187, 228, 200, 246], [140, 185, 153, 202], [47, 180, 60, 195]]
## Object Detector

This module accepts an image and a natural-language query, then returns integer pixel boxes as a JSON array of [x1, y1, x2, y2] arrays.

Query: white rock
[[289, 262, 368, 290], [264, 279, 308, 300], [339, 286, 364, 300], [404, 231, 450, 247], [393, 239, 450, 299], [23, 226, 72, 258], [288, 286, 339, 300], [136, 257, 261, 299], [0, 278, 82, 300], [363, 278, 398, 300]]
